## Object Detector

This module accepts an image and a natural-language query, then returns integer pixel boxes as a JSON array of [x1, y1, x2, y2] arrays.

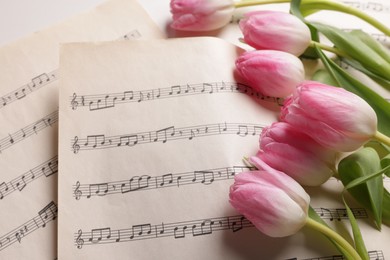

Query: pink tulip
[[170, 0, 234, 31], [280, 81, 378, 152], [229, 168, 310, 237], [250, 122, 337, 186], [240, 11, 311, 56], [235, 50, 305, 97]]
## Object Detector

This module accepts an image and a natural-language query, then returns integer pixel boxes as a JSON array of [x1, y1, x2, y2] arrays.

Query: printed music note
[[31, 73, 50, 88], [121, 90, 134, 101], [236, 125, 248, 137], [14, 89, 27, 100], [192, 220, 214, 236], [318, 207, 334, 221], [129, 175, 151, 191], [229, 216, 246, 232], [15, 175, 27, 191], [192, 171, 214, 185], [87, 183, 109, 198], [158, 173, 174, 187], [38, 202, 57, 228], [154, 126, 175, 143], [169, 85, 181, 95], [117, 135, 138, 147], [89, 228, 111, 244], [130, 224, 152, 239], [84, 135, 106, 148], [0, 182, 9, 199], [173, 225, 187, 239]]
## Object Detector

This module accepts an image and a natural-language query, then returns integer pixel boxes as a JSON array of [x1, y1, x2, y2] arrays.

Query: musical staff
[[0, 71, 58, 110], [0, 201, 57, 251], [69, 82, 283, 111], [314, 207, 368, 221], [71, 122, 265, 153], [342, 1, 390, 13], [74, 215, 253, 249], [295, 250, 384, 260], [72, 165, 253, 200], [0, 30, 142, 111], [0, 156, 58, 200], [0, 110, 58, 154]]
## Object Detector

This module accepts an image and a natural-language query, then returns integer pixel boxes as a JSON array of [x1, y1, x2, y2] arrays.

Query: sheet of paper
[[0, 0, 163, 259], [58, 38, 390, 259]]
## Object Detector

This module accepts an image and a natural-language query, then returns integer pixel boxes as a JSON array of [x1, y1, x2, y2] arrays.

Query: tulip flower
[[170, 0, 234, 31], [229, 168, 310, 237], [235, 50, 305, 98], [239, 11, 311, 56], [229, 168, 363, 259], [280, 81, 378, 152], [251, 122, 337, 186]]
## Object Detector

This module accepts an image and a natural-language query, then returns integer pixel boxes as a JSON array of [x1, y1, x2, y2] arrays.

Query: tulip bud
[[229, 169, 310, 237], [170, 0, 234, 31], [239, 11, 311, 56], [250, 122, 337, 186], [280, 81, 378, 152], [235, 50, 305, 98]]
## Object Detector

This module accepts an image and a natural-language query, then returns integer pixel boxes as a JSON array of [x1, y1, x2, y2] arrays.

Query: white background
[[0, 0, 170, 46]]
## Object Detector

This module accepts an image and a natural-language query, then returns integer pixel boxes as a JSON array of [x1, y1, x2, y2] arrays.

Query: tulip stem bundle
[[373, 131, 390, 147], [305, 218, 363, 260]]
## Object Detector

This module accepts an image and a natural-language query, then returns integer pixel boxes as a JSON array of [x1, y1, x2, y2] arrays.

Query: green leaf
[[314, 46, 390, 137], [342, 58, 390, 92], [308, 207, 354, 259], [349, 30, 390, 64], [338, 147, 384, 229], [382, 154, 390, 177], [312, 23, 390, 81], [342, 197, 369, 260], [382, 190, 390, 226], [365, 141, 390, 159]]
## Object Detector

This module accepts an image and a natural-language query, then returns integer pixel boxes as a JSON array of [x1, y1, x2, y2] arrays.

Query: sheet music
[[0, 0, 163, 259], [58, 38, 390, 259]]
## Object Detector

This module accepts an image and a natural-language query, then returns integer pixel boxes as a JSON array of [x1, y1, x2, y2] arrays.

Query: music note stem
[[305, 218, 363, 260]]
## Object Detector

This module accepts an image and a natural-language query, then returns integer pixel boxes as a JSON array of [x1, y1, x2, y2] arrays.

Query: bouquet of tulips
[[169, 0, 390, 259]]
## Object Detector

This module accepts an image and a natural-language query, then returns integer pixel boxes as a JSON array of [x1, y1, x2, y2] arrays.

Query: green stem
[[309, 41, 348, 57], [306, 218, 362, 260], [373, 131, 390, 147], [299, 1, 390, 37], [234, 0, 289, 8]]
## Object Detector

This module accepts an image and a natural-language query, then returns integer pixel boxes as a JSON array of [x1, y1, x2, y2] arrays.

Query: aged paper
[[0, 0, 163, 259], [58, 38, 390, 259]]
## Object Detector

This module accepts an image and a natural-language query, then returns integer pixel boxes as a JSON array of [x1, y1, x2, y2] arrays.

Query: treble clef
[[74, 181, 82, 200], [71, 93, 78, 110], [76, 229, 84, 249], [72, 136, 80, 154]]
